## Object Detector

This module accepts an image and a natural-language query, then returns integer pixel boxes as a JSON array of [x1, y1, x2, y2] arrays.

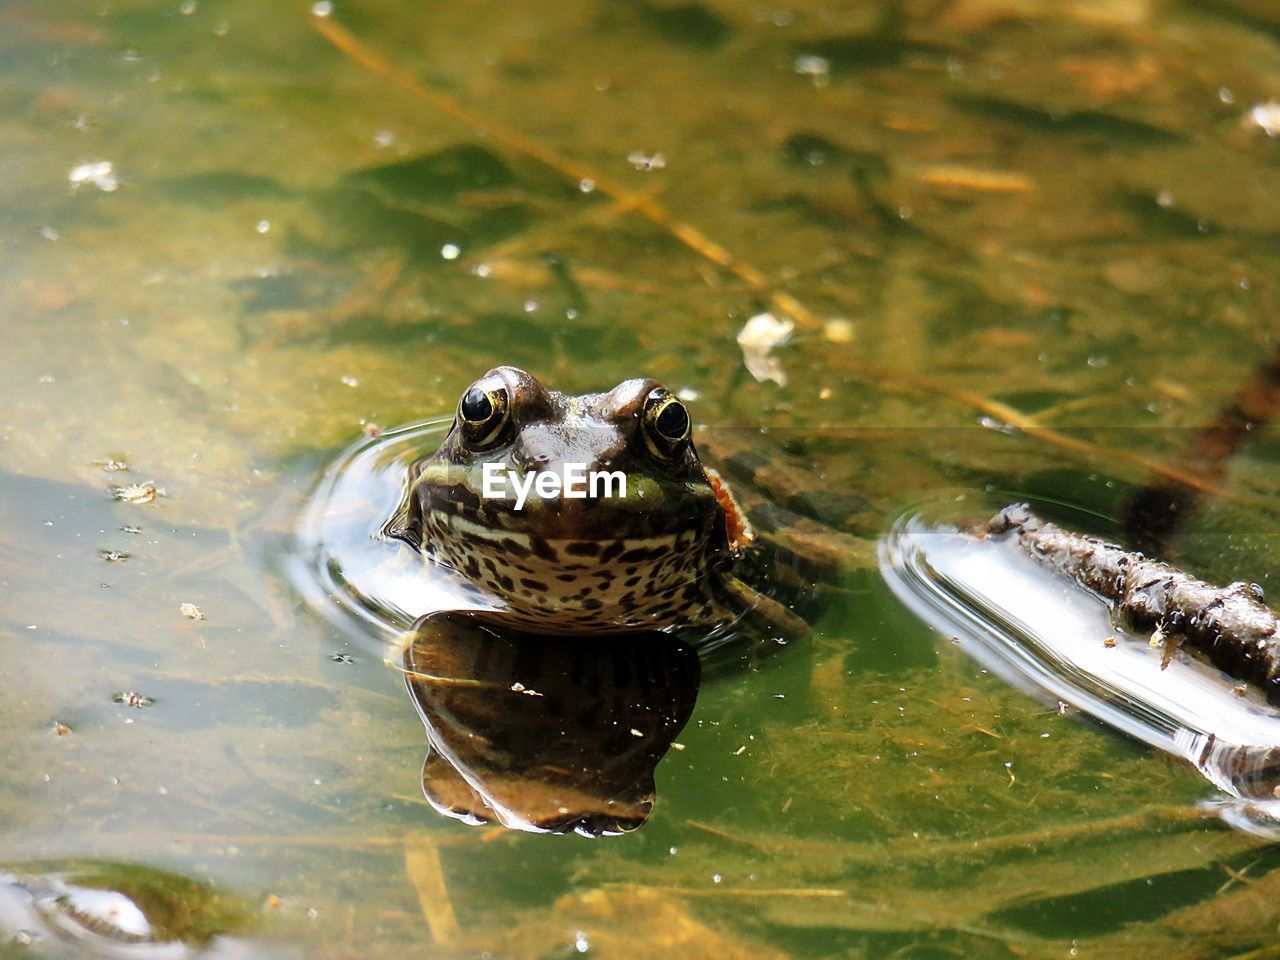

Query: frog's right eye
[[457, 377, 510, 448], [640, 387, 691, 460]]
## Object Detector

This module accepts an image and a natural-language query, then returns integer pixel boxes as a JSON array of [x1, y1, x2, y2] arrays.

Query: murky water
[[7, 0, 1280, 956]]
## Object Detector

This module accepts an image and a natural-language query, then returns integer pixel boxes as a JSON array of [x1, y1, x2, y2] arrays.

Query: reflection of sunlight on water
[[880, 506, 1280, 839], [284, 419, 506, 656]]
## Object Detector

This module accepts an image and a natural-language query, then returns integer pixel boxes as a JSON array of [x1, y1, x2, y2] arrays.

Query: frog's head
[[384, 366, 735, 631]]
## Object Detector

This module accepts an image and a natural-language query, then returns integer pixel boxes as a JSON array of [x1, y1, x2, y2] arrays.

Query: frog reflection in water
[[402, 618, 702, 836], [383, 366, 829, 836]]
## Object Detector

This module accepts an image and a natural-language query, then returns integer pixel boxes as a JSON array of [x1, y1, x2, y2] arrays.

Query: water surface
[[5, 0, 1280, 956]]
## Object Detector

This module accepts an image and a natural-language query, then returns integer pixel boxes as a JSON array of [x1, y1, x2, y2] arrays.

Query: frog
[[374, 366, 858, 834], [382, 364, 824, 646]]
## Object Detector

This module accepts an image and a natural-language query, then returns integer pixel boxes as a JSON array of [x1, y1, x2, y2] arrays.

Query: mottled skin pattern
[[384, 366, 768, 635]]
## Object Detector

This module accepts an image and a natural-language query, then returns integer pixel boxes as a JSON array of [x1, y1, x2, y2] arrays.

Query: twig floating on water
[[990, 504, 1280, 704]]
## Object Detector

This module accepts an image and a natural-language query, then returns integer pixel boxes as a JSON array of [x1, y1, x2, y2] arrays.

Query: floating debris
[[53, 722, 71, 736], [113, 691, 154, 708], [917, 165, 1034, 194], [120, 524, 142, 534], [626, 150, 666, 171], [112, 481, 163, 504], [99, 550, 128, 563], [330, 653, 354, 663], [822, 318, 855, 344], [68, 161, 119, 192], [179, 602, 205, 621], [737, 312, 794, 386], [361, 421, 383, 437], [880, 505, 1280, 833], [93, 457, 129, 473], [340, 375, 359, 388], [1245, 101, 1280, 137], [793, 54, 830, 85], [50, 886, 153, 941]]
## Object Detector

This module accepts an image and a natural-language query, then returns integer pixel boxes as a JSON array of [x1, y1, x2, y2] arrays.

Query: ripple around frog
[[285, 418, 491, 657], [879, 497, 1280, 840], [284, 419, 811, 835]]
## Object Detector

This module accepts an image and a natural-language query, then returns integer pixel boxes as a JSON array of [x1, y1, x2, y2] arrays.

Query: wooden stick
[[403, 833, 462, 943], [991, 503, 1280, 706]]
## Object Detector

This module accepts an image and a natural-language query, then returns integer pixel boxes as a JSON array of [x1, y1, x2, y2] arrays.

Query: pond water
[[5, 0, 1280, 956]]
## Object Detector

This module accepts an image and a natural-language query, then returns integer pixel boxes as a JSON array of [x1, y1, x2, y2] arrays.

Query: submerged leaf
[[736, 313, 793, 386]]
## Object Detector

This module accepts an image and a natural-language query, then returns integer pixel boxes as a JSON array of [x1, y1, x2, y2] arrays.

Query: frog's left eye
[[457, 377, 510, 448], [641, 389, 691, 458]]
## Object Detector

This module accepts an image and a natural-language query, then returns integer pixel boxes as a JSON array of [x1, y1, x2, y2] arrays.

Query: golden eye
[[457, 377, 510, 448], [641, 388, 691, 458]]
